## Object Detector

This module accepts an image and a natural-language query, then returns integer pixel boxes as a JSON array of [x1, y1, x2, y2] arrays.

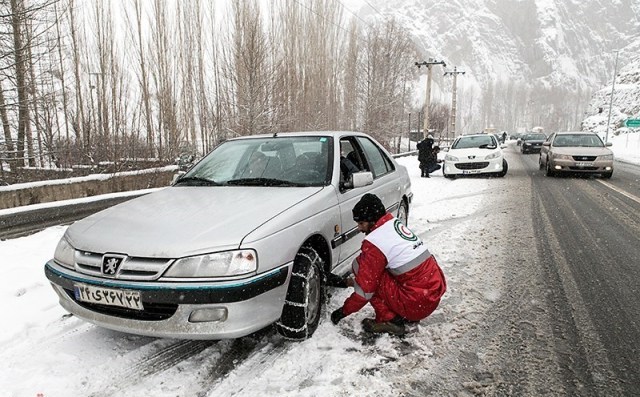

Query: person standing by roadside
[[422, 145, 442, 178], [328, 193, 447, 335], [417, 135, 435, 177]]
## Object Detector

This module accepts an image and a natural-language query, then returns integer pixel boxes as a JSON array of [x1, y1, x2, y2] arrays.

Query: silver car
[[539, 131, 614, 178], [44, 132, 412, 340]]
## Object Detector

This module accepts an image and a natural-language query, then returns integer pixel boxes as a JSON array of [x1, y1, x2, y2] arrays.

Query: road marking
[[597, 180, 640, 205]]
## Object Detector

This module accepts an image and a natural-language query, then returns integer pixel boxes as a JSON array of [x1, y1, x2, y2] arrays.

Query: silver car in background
[[45, 131, 412, 340], [539, 131, 614, 178]]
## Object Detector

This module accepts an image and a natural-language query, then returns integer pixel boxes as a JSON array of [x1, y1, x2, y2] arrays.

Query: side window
[[356, 137, 394, 178]]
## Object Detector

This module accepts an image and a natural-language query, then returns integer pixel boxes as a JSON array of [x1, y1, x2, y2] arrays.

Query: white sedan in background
[[443, 134, 508, 178]]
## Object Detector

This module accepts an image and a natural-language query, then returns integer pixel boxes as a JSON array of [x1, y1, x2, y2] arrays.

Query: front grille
[[455, 162, 489, 170], [569, 166, 598, 171], [571, 155, 597, 161], [74, 251, 173, 281], [64, 288, 178, 321]]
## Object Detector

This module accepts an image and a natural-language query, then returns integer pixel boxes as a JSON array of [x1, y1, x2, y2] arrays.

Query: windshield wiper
[[226, 178, 307, 187], [174, 176, 220, 186]]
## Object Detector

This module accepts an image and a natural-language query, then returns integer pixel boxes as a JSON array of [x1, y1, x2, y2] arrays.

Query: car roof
[[227, 131, 370, 141], [553, 131, 597, 135]]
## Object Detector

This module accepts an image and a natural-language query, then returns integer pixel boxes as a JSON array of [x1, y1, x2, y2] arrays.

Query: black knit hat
[[352, 193, 386, 222]]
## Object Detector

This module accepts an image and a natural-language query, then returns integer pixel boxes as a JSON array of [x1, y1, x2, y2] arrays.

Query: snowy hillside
[[358, 0, 640, 132]]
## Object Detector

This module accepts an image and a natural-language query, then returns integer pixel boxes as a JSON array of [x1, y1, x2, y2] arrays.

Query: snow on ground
[[0, 138, 638, 397]]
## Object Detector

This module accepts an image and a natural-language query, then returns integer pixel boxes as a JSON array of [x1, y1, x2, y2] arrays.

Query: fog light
[[189, 307, 228, 323], [605, 166, 612, 171], [554, 165, 562, 170]]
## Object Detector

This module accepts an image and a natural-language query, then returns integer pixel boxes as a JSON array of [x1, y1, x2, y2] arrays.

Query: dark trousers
[[421, 163, 441, 177]]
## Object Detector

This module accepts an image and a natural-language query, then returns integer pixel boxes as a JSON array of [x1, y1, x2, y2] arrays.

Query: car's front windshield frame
[[553, 134, 604, 148], [452, 135, 497, 149], [178, 136, 334, 187]]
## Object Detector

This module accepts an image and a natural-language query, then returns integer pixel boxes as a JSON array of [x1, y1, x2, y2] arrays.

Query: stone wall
[[0, 166, 178, 210]]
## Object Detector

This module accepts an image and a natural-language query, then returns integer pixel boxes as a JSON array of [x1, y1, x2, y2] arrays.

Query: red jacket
[[342, 213, 446, 321]]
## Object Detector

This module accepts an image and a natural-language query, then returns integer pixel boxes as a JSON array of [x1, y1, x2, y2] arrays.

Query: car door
[[540, 133, 555, 165], [333, 135, 404, 270]]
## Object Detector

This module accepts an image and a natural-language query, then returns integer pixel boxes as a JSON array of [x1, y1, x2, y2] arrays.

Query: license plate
[[575, 162, 593, 167], [74, 283, 144, 310], [462, 169, 481, 174]]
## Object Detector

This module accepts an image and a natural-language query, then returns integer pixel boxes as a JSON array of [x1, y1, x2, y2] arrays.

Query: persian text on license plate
[[575, 162, 593, 167], [462, 169, 481, 174], [74, 283, 144, 310]]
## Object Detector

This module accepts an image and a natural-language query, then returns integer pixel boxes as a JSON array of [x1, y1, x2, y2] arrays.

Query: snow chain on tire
[[275, 246, 324, 340]]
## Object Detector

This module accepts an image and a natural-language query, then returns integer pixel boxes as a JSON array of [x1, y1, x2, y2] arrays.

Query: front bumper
[[45, 260, 291, 339], [549, 159, 613, 174], [444, 157, 503, 175]]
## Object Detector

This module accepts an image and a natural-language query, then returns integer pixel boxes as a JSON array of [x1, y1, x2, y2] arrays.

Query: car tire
[[275, 246, 324, 340], [397, 200, 409, 226], [539, 156, 544, 170], [602, 171, 613, 179], [545, 160, 555, 177], [498, 159, 508, 177]]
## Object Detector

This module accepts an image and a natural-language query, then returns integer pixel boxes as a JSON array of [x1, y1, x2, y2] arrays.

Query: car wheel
[[545, 160, 555, 177], [539, 156, 544, 170], [397, 200, 409, 226], [602, 171, 613, 179], [498, 159, 508, 177], [275, 246, 323, 340]]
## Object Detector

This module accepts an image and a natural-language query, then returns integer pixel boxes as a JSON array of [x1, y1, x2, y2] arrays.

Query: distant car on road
[[539, 131, 614, 178], [520, 133, 547, 154], [44, 131, 413, 340], [443, 133, 508, 178]]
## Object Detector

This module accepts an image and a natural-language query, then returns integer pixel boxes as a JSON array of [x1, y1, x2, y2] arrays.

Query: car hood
[[448, 147, 501, 160], [65, 186, 324, 258], [552, 147, 613, 156]]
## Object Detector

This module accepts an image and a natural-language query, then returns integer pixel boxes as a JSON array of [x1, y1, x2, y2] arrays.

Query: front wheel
[[275, 246, 324, 340], [602, 171, 613, 179], [545, 160, 555, 177], [497, 159, 508, 177]]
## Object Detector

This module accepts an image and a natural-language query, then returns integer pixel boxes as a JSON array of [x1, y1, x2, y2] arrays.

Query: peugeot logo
[[468, 155, 476, 159], [102, 254, 125, 276]]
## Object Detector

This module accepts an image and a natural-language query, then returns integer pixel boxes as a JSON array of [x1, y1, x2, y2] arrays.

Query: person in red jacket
[[329, 193, 446, 335]]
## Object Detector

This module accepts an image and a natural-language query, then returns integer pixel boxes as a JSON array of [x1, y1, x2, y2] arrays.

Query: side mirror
[[171, 171, 186, 184], [500, 144, 507, 149], [542, 142, 551, 146], [352, 171, 374, 188], [605, 142, 613, 147]]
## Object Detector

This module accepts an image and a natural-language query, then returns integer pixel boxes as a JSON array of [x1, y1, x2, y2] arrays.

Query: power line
[[335, 0, 372, 28], [361, 0, 385, 18], [291, 0, 350, 34]]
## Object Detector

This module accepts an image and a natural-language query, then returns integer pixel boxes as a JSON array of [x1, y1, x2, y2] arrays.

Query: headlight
[[485, 151, 501, 160], [54, 237, 75, 269], [445, 154, 459, 161], [523, 142, 531, 146], [598, 154, 613, 160], [553, 154, 572, 160], [164, 249, 257, 278]]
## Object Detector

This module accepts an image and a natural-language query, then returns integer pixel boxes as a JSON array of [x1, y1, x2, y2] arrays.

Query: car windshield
[[452, 135, 497, 149], [553, 134, 604, 148], [177, 136, 333, 187], [524, 134, 546, 140]]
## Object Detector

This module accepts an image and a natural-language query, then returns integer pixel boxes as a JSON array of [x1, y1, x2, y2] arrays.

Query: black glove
[[325, 273, 349, 288], [331, 308, 346, 325]]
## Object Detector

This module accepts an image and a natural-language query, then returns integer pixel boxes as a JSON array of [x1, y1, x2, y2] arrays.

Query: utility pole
[[444, 67, 465, 144], [415, 58, 446, 139], [605, 50, 619, 143]]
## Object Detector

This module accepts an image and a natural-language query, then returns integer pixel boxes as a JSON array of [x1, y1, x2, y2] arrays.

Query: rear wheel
[[275, 246, 324, 340]]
